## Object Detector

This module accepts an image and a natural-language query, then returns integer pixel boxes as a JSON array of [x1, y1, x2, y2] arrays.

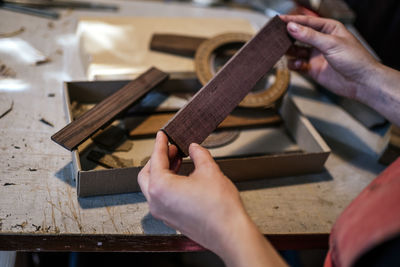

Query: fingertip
[[294, 59, 302, 69], [279, 14, 287, 21], [189, 142, 199, 148], [156, 131, 166, 141], [288, 59, 309, 72]]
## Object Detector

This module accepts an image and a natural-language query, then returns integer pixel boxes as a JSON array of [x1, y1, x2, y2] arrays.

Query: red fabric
[[324, 157, 400, 267]]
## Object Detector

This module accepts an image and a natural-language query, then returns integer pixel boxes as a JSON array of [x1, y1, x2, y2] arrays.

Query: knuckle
[[148, 182, 162, 198], [137, 171, 144, 185], [148, 177, 168, 199], [334, 20, 344, 29], [303, 27, 314, 40], [149, 205, 161, 218]]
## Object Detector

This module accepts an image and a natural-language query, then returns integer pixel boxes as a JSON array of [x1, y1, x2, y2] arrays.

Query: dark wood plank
[[0, 233, 328, 251], [51, 67, 169, 151], [162, 16, 293, 156], [150, 34, 206, 57]]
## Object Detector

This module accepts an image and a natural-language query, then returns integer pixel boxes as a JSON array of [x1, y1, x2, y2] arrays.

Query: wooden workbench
[[0, 0, 387, 251]]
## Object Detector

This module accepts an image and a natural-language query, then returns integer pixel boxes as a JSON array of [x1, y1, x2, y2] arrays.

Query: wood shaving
[[39, 118, 54, 127], [0, 63, 16, 78], [0, 27, 25, 38], [35, 58, 51, 66], [0, 96, 13, 119]]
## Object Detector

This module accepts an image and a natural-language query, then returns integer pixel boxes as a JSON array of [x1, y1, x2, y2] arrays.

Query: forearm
[[214, 211, 287, 267], [356, 63, 400, 127]]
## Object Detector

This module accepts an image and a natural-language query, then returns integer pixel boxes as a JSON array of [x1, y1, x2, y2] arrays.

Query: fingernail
[[190, 143, 199, 148], [288, 22, 300, 33], [294, 59, 302, 69]]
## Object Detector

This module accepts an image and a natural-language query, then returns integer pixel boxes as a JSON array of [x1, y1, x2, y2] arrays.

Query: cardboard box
[[63, 79, 330, 197]]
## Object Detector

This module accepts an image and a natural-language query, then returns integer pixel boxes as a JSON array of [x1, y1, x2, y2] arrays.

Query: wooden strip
[[51, 67, 169, 151], [150, 34, 206, 57], [126, 110, 281, 138], [162, 16, 293, 156]]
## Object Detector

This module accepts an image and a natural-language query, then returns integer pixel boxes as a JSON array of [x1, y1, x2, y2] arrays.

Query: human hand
[[280, 15, 379, 99], [138, 132, 287, 266], [138, 131, 248, 254]]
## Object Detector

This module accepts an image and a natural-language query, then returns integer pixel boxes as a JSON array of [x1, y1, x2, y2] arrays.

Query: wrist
[[354, 61, 384, 103], [212, 208, 286, 267], [353, 62, 400, 127]]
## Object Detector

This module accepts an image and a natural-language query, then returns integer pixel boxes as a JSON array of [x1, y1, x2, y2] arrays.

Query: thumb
[[189, 143, 217, 171], [287, 22, 336, 53]]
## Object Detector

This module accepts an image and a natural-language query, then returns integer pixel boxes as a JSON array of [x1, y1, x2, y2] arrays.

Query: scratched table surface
[[0, 0, 388, 251]]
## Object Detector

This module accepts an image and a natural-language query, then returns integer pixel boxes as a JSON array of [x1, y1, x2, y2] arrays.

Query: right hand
[[138, 132, 288, 267], [138, 132, 249, 256], [280, 15, 380, 99]]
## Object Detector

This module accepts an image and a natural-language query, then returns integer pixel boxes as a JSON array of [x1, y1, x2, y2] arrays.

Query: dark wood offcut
[[150, 34, 207, 57], [51, 67, 169, 151], [162, 16, 294, 156]]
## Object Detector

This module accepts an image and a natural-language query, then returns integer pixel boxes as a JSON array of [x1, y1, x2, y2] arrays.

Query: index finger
[[280, 15, 339, 33]]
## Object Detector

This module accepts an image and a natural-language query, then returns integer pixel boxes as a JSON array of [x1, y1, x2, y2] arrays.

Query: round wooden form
[[194, 32, 290, 108]]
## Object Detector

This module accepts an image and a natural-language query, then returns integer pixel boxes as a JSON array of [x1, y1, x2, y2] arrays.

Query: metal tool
[[0, 0, 118, 19], [0, 0, 59, 19]]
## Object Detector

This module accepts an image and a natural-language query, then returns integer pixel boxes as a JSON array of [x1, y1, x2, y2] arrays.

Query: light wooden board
[[77, 16, 256, 80], [126, 111, 281, 138], [0, 0, 388, 251]]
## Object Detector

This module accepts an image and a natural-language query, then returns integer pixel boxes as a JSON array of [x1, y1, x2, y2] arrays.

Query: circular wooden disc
[[194, 32, 290, 108]]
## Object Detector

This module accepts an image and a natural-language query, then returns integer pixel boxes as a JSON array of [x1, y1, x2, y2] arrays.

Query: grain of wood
[[162, 16, 294, 155], [51, 67, 169, 151]]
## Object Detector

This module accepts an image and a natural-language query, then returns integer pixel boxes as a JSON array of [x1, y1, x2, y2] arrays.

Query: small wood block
[[150, 34, 207, 57], [162, 16, 293, 156], [87, 151, 133, 169], [51, 67, 169, 151], [126, 110, 281, 138], [92, 125, 133, 152]]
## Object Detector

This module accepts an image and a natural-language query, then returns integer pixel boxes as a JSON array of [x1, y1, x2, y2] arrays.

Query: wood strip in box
[[162, 16, 293, 156], [126, 111, 281, 138], [52, 67, 169, 151]]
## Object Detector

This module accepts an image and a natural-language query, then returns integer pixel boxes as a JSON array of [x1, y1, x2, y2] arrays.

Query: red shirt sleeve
[[325, 157, 400, 267]]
